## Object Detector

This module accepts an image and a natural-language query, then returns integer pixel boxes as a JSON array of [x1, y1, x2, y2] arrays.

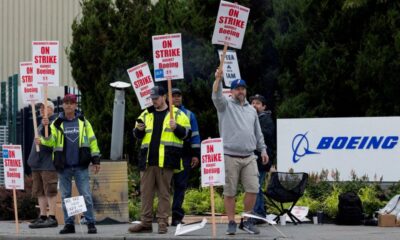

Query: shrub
[[182, 188, 225, 215], [297, 191, 321, 214], [0, 176, 37, 220], [321, 184, 341, 218], [128, 198, 140, 221], [358, 185, 385, 217]]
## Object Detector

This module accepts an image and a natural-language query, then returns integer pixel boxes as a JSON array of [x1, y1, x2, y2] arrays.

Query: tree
[[68, 0, 279, 164], [273, 0, 400, 117]]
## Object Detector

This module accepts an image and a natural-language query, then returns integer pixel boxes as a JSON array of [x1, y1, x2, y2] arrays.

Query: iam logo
[[291, 132, 319, 163]]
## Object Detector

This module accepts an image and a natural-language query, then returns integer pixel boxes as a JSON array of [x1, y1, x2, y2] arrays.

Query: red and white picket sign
[[201, 138, 225, 187], [127, 62, 155, 109], [32, 41, 59, 86], [152, 33, 184, 81], [212, 0, 250, 49], [2, 145, 24, 190], [20, 62, 42, 105]]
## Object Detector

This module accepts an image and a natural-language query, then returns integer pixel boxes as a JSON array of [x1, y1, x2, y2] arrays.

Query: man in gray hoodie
[[212, 71, 269, 235]]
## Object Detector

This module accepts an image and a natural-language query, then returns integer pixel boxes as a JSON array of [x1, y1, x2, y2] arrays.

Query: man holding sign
[[171, 88, 201, 226], [28, 101, 58, 229], [212, 75, 269, 235], [129, 86, 191, 234], [40, 94, 101, 234]]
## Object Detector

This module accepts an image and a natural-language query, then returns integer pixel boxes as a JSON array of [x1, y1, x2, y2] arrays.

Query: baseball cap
[[230, 79, 247, 89], [63, 94, 77, 103], [249, 94, 266, 105], [150, 86, 166, 99], [171, 88, 182, 95]]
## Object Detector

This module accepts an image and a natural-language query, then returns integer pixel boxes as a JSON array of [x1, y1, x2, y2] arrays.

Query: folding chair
[[265, 172, 308, 225]]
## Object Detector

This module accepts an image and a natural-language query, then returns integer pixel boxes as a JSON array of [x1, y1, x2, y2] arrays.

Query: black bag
[[336, 191, 364, 225]]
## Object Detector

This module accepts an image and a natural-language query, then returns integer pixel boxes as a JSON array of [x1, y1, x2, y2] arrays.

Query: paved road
[[1, 221, 400, 240]]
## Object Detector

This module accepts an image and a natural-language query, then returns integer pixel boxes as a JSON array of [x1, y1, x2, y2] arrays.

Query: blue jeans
[[59, 167, 96, 225], [253, 171, 267, 216]]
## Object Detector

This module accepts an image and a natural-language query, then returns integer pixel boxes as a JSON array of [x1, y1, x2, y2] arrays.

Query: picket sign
[[212, 0, 250, 49], [152, 33, 184, 119], [64, 196, 87, 235], [2, 145, 24, 234], [212, 1, 250, 91], [127, 62, 155, 109], [218, 50, 241, 88], [152, 33, 184, 81], [32, 41, 59, 137], [64, 196, 87, 217], [201, 138, 225, 238], [175, 218, 207, 236], [20, 62, 41, 152]]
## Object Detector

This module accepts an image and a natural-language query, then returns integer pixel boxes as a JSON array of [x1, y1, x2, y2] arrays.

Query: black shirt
[[147, 109, 168, 166]]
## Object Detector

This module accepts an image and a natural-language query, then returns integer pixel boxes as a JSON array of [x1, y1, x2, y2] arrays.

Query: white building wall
[[0, 0, 81, 104]]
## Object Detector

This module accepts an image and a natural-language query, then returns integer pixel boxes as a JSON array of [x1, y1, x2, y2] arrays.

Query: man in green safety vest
[[129, 86, 191, 234]]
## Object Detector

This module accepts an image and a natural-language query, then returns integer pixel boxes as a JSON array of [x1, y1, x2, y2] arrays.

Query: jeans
[[59, 167, 96, 225], [253, 171, 267, 216], [172, 159, 190, 221]]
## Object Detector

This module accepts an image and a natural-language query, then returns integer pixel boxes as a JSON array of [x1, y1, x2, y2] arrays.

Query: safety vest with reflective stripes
[[41, 116, 100, 168], [138, 106, 191, 170]]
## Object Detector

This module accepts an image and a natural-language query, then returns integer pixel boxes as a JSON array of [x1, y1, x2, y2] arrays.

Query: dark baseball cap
[[249, 94, 267, 105], [230, 79, 247, 89], [63, 94, 77, 103], [171, 88, 182, 95], [150, 86, 166, 99]]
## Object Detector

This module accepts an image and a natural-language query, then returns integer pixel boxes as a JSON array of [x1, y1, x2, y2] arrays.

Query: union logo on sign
[[155, 69, 164, 79]]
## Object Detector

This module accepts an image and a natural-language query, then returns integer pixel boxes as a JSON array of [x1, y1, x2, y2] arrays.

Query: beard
[[235, 94, 246, 102]]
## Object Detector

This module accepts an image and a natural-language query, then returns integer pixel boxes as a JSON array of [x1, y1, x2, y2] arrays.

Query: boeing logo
[[291, 133, 399, 163], [291, 132, 319, 163]]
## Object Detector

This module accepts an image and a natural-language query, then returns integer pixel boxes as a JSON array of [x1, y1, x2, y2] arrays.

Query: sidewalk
[[1, 220, 400, 240]]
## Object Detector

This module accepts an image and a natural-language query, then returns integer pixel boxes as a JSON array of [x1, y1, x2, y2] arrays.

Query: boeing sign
[[291, 132, 319, 163], [278, 117, 400, 181]]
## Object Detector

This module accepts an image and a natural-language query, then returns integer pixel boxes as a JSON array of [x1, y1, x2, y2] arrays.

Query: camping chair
[[265, 172, 308, 225]]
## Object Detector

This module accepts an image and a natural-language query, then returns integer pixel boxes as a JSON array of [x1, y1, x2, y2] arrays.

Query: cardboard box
[[378, 214, 396, 227]]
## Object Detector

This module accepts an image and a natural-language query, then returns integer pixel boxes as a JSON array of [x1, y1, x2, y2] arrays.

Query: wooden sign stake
[[167, 77, 174, 119], [213, 43, 229, 93], [210, 183, 216, 238], [13, 187, 19, 234], [43, 85, 49, 137], [30, 103, 40, 152]]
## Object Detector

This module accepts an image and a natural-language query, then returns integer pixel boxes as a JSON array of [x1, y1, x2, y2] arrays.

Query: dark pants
[[172, 158, 191, 221], [253, 170, 267, 216]]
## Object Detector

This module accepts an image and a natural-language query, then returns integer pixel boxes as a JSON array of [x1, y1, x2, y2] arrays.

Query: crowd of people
[[28, 71, 276, 236]]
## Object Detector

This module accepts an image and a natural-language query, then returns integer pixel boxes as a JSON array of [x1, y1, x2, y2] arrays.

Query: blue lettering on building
[[292, 133, 398, 163], [316, 136, 398, 150]]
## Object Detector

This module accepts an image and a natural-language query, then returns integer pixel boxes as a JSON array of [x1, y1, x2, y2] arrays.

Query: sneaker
[[43, 217, 58, 228], [253, 218, 267, 225], [59, 224, 75, 234], [87, 223, 97, 234], [30, 216, 45, 224], [128, 223, 153, 233], [226, 220, 237, 235], [158, 222, 168, 234], [239, 218, 260, 234]]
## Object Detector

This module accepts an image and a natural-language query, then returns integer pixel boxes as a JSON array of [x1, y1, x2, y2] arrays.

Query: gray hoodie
[[212, 81, 267, 156]]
